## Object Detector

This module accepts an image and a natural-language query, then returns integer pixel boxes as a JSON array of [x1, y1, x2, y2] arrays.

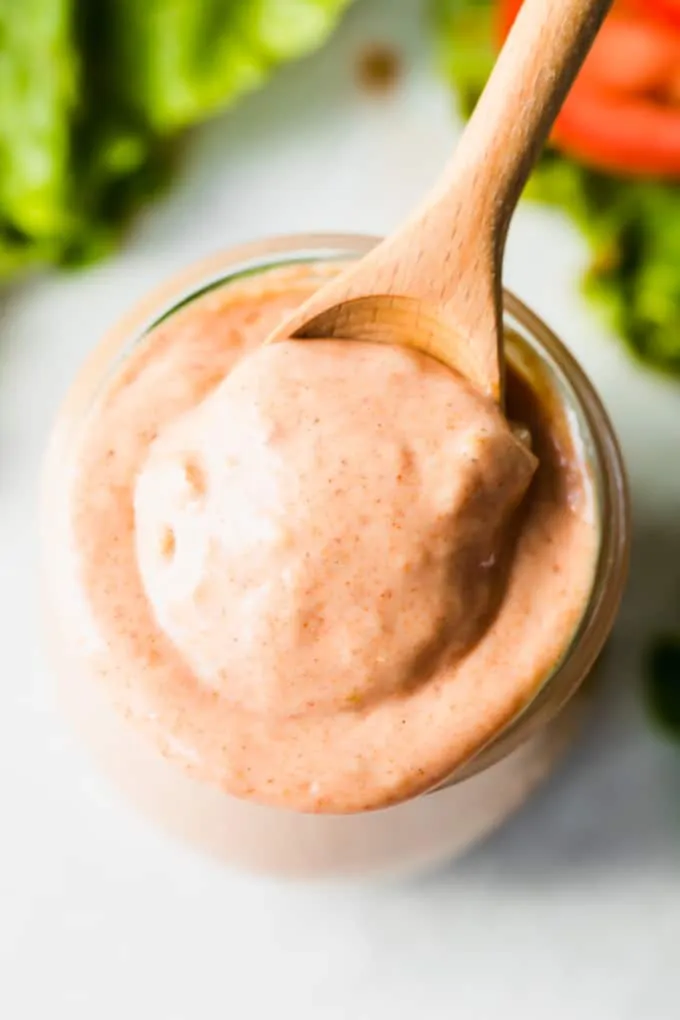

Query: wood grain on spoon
[[266, 0, 613, 401]]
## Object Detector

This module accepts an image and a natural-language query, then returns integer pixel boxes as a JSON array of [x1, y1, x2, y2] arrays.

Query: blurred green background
[[2, 0, 679, 373]]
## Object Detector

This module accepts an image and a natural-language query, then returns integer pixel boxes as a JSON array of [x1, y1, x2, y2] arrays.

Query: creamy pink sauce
[[60, 264, 598, 813]]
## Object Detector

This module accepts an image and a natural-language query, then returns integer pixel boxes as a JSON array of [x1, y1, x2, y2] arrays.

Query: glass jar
[[42, 234, 630, 879]]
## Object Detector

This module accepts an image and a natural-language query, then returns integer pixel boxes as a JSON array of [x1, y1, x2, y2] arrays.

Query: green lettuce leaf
[[0, 0, 353, 275], [107, 0, 354, 132], [0, 0, 76, 272], [432, 0, 680, 376]]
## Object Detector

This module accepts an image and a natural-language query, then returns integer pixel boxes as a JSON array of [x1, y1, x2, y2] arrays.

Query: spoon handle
[[266, 0, 612, 401], [392, 0, 613, 397]]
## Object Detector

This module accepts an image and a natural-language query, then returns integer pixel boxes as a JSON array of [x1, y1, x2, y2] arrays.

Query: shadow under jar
[[42, 234, 630, 879]]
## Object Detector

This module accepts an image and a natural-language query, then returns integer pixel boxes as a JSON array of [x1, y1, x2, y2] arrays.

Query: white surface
[[3, 1, 680, 1016]]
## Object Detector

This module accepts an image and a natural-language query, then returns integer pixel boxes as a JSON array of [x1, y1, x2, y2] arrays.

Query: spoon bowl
[[291, 295, 477, 383]]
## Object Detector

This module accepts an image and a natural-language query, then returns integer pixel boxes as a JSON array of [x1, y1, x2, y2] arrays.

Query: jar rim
[[56, 231, 631, 792]]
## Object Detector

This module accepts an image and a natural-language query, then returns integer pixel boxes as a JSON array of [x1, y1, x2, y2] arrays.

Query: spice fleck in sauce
[[63, 265, 598, 813]]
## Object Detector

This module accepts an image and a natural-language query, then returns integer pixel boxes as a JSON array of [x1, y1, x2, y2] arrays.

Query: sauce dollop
[[63, 265, 598, 812]]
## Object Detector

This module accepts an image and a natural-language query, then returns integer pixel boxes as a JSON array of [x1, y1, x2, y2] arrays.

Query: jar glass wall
[[42, 234, 630, 879]]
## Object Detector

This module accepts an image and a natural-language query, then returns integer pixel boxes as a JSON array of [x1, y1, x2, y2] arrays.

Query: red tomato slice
[[500, 0, 680, 34], [497, 0, 680, 176], [575, 15, 680, 96], [552, 87, 680, 176], [644, 0, 680, 31]]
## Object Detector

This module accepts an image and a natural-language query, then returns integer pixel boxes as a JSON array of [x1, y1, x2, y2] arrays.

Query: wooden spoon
[[266, 0, 612, 401]]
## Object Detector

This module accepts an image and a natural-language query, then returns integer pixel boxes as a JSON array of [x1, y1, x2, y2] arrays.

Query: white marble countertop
[[3, 1, 680, 1017]]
